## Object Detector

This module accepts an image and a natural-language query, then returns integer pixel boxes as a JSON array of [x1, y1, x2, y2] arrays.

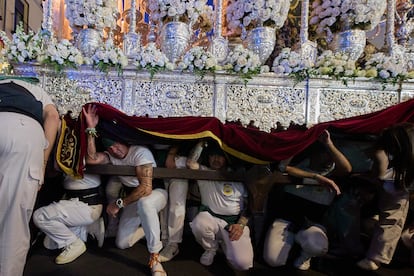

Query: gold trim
[[137, 128, 269, 164]]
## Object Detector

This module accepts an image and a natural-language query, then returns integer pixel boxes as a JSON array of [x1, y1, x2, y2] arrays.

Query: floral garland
[[89, 38, 128, 74], [177, 46, 218, 76], [133, 42, 175, 78], [37, 38, 83, 72], [362, 52, 409, 83], [225, 44, 266, 84], [272, 48, 305, 74], [148, 0, 213, 28], [65, 0, 118, 30], [226, 0, 291, 33], [0, 23, 44, 63], [313, 50, 357, 80]]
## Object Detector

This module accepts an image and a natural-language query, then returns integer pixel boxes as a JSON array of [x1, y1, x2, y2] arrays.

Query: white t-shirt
[[197, 165, 247, 216], [108, 145, 156, 187]]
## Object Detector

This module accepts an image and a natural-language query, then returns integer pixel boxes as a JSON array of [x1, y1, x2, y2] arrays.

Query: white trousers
[[106, 179, 168, 253], [191, 211, 254, 271], [33, 198, 102, 248], [263, 219, 328, 267], [164, 178, 189, 244], [0, 113, 45, 276], [366, 183, 409, 264]]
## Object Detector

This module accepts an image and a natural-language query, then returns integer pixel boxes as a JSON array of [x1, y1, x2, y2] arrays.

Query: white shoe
[[357, 258, 380, 271], [55, 238, 86, 264], [294, 252, 312, 270], [200, 250, 216, 266], [43, 235, 58, 250], [149, 253, 167, 276], [88, 217, 105, 247], [159, 243, 179, 262]]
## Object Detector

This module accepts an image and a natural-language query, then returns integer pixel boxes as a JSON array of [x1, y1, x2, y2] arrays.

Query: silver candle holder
[[299, 0, 317, 67], [123, 0, 141, 60], [209, 0, 229, 64]]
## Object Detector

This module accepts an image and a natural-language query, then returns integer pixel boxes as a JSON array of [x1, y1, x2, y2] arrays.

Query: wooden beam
[[85, 165, 246, 182]]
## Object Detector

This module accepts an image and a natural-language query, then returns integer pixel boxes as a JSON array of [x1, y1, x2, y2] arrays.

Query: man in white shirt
[[83, 104, 168, 276]]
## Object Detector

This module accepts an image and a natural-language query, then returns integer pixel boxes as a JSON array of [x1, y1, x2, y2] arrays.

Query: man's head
[[102, 137, 129, 159], [206, 143, 227, 170]]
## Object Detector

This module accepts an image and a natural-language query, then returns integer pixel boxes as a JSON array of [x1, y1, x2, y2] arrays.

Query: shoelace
[[148, 253, 160, 268]]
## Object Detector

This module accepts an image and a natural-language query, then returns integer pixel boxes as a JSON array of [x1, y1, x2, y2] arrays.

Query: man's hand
[[82, 104, 99, 128], [314, 174, 341, 195], [106, 202, 121, 218], [227, 224, 244, 241], [318, 129, 332, 146]]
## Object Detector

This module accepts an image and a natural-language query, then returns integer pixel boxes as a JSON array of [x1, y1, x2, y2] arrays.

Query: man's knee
[[296, 225, 328, 256], [263, 219, 294, 266]]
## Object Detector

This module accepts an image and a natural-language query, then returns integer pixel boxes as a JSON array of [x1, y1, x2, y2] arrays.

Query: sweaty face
[[107, 142, 128, 159], [208, 154, 226, 170]]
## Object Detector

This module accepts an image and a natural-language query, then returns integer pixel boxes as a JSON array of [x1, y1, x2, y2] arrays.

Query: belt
[[199, 205, 239, 225], [64, 187, 103, 205]]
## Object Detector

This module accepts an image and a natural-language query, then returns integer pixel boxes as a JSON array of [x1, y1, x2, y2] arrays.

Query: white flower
[[0, 23, 44, 63], [314, 50, 357, 78], [225, 44, 261, 75], [226, 0, 290, 32], [148, 0, 212, 28], [272, 48, 305, 74], [133, 42, 175, 73], [65, 0, 118, 30], [38, 37, 83, 70], [91, 37, 128, 72], [310, 0, 386, 41], [177, 46, 217, 72], [363, 52, 407, 80]]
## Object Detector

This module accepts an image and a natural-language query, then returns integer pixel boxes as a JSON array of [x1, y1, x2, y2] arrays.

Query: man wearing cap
[[83, 104, 168, 276], [186, 140, 254, 271]]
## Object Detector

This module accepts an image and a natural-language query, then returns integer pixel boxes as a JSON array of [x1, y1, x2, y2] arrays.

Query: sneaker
[[43, 235, 58, 250], [159, 243, 179, 262], [357, 258, 380, 271], [55, 238, 86, 264], [200, 250, 216, 266], [294, 253, 312, 270], [149, 253, 167, 276], [88, 217, 105, 247]]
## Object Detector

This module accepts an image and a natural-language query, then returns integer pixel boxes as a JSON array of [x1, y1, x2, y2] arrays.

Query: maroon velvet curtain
[[57, 99, 414, 178]]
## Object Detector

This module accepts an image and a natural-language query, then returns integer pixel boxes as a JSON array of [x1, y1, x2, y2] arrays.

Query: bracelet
[[312, 174, 319, 180], [85, 127, 98, 137]]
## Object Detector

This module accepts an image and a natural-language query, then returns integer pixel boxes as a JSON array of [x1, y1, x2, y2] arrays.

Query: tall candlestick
[[42, 0, 53, 34], [300, 0, 309, 44], [300, 0, 317, 67], [209, 0, 229, 64], [215, 0, 223, 37], [130, 0, 136, 34]]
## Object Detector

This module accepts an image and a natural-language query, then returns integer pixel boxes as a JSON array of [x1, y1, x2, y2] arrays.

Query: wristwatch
[[115, 198, 124, 209]]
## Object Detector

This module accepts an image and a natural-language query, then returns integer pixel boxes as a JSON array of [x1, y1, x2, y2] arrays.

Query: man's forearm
[[43, 105, 60, 165]]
